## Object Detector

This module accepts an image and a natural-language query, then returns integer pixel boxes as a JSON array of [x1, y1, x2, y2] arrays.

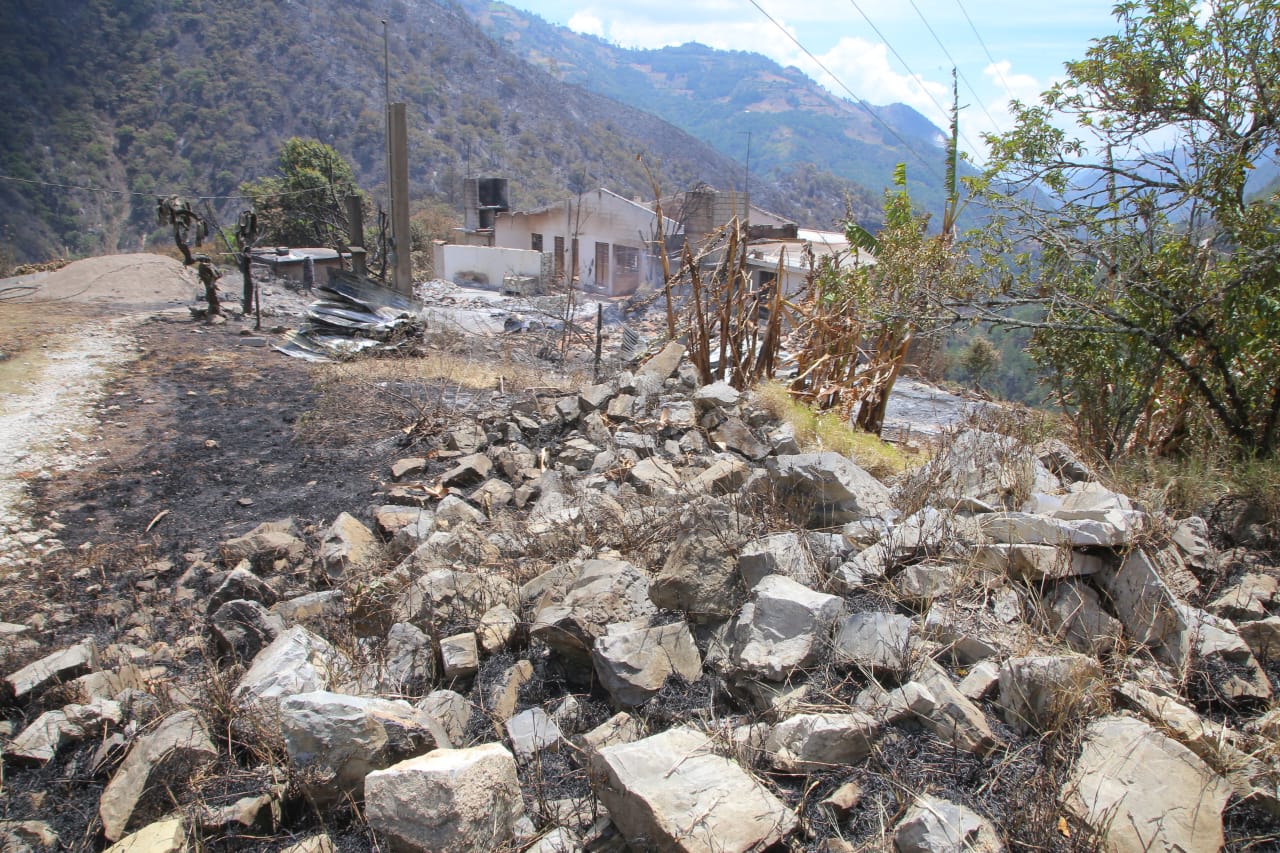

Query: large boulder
[[1064, 715, 1231, 853], [591, 618, 702, 707], [234, 626, 352, 711], [765, 712, 881, 772], [590, 726, 797, 852], [893, 794, 1004, 853], [98, 710, 217, 841], [317, 512, 378, 582], [531, 559, 656, 667], [649, 497, 750, 620], [281, 691, 451, 805], [727, 575, 844, 681], [996, 654, 1104, 734], [364, 743, 526, 853], [767, 452, 894, 527]]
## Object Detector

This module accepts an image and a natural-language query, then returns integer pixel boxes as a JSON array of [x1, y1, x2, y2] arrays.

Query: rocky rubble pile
[[2, 341, 1278, 852]]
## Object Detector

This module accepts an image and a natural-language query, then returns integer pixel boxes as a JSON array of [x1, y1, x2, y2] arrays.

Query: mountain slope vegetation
[[0, 0, 868, 265], [457, 0, 970, 219]]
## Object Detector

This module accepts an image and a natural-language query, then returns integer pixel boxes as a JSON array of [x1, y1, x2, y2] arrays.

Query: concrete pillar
[[388, 102, 412, 297], [345, 194, 364, 248]]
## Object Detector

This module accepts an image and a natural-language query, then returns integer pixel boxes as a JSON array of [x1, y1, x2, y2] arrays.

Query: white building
[[492, 188, 680, 298]]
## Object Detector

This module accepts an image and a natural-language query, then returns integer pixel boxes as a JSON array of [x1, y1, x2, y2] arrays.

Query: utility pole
[[380, 21, 411, 296], [389, 102, 412, 296]]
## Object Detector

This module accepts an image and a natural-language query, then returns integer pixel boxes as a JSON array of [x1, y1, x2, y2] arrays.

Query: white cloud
[[566, 11, 605, 38], [806, 36, 951, 126]]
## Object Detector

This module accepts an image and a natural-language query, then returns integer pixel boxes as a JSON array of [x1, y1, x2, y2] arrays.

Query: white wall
[[434, 244, 542, 288], [492, 190, 673, 296]]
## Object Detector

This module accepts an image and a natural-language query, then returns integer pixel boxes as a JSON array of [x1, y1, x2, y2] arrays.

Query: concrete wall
[[434, 243, 542, 289]]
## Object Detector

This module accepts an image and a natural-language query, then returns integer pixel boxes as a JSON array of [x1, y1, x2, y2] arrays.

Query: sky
[[499, 0, 1126, 161]]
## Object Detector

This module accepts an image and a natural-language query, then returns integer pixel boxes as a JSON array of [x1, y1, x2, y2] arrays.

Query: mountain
[[0, 0, 866, 266], [456, 0, 967, 219]]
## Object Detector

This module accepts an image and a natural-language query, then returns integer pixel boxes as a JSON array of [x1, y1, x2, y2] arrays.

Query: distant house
[[745, 228, 875, 298], [655, 185, 870, 297], [492, 188, 679, 298], [440, 179, 680, 298]]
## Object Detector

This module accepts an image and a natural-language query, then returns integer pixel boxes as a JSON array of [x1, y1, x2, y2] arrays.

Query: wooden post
[[593, 302, 604, 381], [388, 102, 412, 297]]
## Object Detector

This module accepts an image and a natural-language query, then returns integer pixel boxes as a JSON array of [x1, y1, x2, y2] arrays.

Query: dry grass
[[753, 381, 917, 480]]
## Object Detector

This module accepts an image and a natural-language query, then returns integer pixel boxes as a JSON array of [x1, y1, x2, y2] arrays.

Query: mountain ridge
[[0, 0, 879, 265], [456, 0, 967, 216]]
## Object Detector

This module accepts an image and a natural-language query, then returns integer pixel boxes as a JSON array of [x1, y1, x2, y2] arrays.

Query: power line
[[954, 0, 1017, 103], [843, 0, 985, 157], [905, 0, 1003, 135], [0, 171, 337, 202], [745, 0, 942, 181]]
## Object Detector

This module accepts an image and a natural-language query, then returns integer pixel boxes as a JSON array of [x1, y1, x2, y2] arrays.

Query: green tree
[[960, 336, 1002, 393], [241, 138, 362, 248], [980, 0, 1280, 457], [807, 75, 973, 435]]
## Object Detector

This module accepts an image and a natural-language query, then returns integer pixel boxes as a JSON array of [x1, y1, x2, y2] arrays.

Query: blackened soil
[[31, 313, 393, 560]]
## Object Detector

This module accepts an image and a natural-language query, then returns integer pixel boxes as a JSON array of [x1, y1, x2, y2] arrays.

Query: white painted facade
[[743, 229, 876, 298], [433, 243, 543, 290], [493, 188, 679, 297]]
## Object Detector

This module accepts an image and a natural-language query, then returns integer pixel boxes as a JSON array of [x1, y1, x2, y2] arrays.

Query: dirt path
[[0, 256, 201, 567]]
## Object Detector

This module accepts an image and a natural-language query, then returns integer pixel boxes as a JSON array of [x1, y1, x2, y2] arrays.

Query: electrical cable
[[0, 171, 337, 202], [905, 0, 1004, 134], [745, 0, 942, 180], [954, 0, 1017, 102], [844, 0, 985, 157]]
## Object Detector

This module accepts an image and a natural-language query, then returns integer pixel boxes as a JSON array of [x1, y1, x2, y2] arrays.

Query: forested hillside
[[0, 0, 859, 265], [458, 0, 967, 221]]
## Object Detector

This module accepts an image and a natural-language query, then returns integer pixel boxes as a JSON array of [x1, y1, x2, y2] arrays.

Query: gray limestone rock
[[1065, 715, 1231, 853], [381, 622, 435, 695], [765, 712, 881, 772], [591, 618, 703, 707], [893, 794, 1004, 853], [532, 559, 656, 668], [4, 638, 98, 703], [210, 599, 284, 661], [281, 690, 450, 805], [833, 611, 915, 675], [506, 707, 564, 760], [914, 662, 999, 756], [997, 654, 1104, 734], [767, 452, 894, 528], [207, 565, 278, 614], [650, 497, 749, 620], [590, 726, 797, 852], [739, 532, 818, 589], [219, 520, 305, 569], [365, 743, 526, 853], [98, 710, 217, 841], [727, 575, 844, 681], [234, 626, 353, 710], [317, 512, 378, 582]]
